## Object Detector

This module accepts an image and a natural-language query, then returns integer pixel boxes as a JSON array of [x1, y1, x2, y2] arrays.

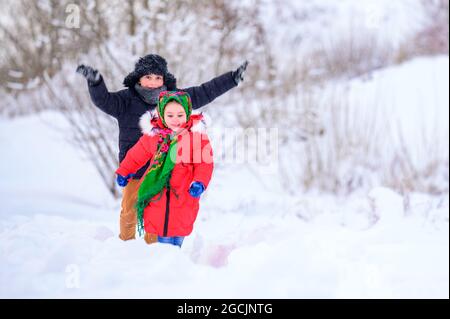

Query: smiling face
[[163, 101, 187, 132], [139, 73, 164, 88]]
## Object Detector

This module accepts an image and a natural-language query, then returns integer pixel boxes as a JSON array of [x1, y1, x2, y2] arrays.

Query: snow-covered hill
[[0, 106, 448, 298]]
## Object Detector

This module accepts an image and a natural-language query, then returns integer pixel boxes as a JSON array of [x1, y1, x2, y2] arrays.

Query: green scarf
[[135, 91, 193, 236]]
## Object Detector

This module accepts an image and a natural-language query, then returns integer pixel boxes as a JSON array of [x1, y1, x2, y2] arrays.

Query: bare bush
[[414, 0, 449, 55], [0, 0, 273, 197], [273, 81, 448, 196], [41, 64, 120, 198], [396, 0, 449, 59], [0, 0, 107, 90], [386, 121, 449, 195], [1, 0, 448, 198]]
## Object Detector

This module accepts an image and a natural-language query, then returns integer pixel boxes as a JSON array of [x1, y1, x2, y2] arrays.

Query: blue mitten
[[116, 174, 135, 187], [189, 181, 205, 198]]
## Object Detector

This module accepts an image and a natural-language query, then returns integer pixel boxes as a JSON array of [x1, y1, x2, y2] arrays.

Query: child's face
[[164, 101, 187, 133], [139, 74, 164, 89]]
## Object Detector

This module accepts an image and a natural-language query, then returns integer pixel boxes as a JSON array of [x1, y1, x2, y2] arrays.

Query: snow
[[349, 55, 449, 148], [6, 82, 24, 90], [346, 55, 450, 178], [0, 0, 448, 299], [0, 109, 448, 299], [264, 55, 449, 195], [8, 70, 23, 78], [261, 0, 426, 68]]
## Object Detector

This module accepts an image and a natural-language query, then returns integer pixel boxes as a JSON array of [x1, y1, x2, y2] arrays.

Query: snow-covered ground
[[0, 106, 448, 298], [1, 0, 448, 299]]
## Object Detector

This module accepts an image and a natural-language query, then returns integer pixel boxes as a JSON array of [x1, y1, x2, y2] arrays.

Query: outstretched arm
[[77, 64, 127, 118], [183, 61, 249, 110]]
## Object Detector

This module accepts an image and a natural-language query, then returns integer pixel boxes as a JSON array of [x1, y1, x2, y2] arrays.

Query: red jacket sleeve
[[192, 133, 214, 189], [116, 135, 155, 177]]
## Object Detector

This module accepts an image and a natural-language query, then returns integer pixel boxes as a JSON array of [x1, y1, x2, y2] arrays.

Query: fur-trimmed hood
[[139, 109, 208, 136]]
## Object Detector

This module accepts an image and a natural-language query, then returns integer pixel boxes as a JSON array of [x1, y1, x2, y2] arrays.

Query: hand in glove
[[232, 60, 249, 85], [76, 64, 101, 86], [116, 173, 135, 187], [188, 181, 206, 198]]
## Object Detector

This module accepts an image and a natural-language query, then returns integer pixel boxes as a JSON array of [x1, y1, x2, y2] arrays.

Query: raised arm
[[183, 61, 248, 110], [183, 71, 236, 110], [77, 64, 127, 118]]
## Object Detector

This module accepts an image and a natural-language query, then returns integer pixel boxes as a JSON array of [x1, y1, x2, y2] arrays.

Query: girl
[[77, 55, 247, 243], [115, 91, 214, 247]]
